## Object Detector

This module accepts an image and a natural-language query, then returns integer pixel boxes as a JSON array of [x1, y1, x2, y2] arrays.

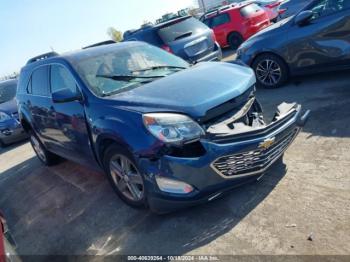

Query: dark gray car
[[123, 16, 222, 64], [237, 0, 350, 88], [0, 79, 28, 146], [279, 0, 313, 19]]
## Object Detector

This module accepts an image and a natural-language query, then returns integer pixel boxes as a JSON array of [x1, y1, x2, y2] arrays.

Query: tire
[[103, 144, 147, 208], [228, 33, 244, 50], [252, 53, 289, 89], [29, 131, 60, 166]]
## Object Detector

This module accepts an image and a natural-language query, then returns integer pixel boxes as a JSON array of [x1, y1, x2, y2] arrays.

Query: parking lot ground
[[1, 70, 350, 256]]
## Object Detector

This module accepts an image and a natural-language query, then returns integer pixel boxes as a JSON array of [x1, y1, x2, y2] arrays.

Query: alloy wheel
[[255, 59, 282, 87], [109, 154, 144, 202], [30, 135, 46, 162]]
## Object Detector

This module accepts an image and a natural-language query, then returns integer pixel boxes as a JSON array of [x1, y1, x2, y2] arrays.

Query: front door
[[48, 63, 96, 166]]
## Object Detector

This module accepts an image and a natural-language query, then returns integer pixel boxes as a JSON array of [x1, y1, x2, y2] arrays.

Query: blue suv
[[123, 16, 222, 64], [16, 42, 309, 213]]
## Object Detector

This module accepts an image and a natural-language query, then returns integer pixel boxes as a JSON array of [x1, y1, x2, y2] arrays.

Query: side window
[[211, 13, 230, 28], [50, 65, 77, 94], [311, 0, 349, 19], [31, 66, 49, 96]]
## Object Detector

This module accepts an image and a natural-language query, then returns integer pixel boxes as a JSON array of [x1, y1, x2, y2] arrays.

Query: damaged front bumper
[[141, 102, 310, 213]]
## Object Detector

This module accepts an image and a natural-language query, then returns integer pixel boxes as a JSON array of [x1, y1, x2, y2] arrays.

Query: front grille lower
[[211, 128, 299, 178]]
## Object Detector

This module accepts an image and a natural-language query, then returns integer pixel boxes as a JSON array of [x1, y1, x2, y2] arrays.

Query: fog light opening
[[155, 176, 194, 194]]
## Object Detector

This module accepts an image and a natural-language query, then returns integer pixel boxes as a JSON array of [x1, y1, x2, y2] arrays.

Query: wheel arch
[[19, 111, 33, 133], [95, 134, 134, 167]]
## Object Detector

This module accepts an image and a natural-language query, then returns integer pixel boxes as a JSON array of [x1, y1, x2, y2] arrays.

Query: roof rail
[[82, 40, 116, 49], [26, 52, 59, 65], [204, 3, 236, 17]]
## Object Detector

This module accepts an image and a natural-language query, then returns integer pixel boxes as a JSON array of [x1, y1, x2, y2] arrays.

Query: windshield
[[73, 43, 189, 97], [0, 81, 17, 104]]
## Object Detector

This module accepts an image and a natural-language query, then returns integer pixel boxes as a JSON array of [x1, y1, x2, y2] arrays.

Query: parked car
[[17, 42, 309, 213], [278, 0, 313, 19], [237, 0, 350, 88], [0, 212, 17, 262], [123, 16, 222, 64], [0, 79, 28, 147], [200, 2, 271, 50], [254, 0, 283, 22]]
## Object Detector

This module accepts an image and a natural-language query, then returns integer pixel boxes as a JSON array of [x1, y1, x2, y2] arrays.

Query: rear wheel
[[103, 144, 146, 208], [29, 131, 59, 166], [252, 54, 289, 89], [228, 33, 244, 50]]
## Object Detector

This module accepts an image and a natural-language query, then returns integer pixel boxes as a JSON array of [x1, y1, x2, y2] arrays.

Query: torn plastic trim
[[205, 102, 307, 144], [206, 97, 256, 132]]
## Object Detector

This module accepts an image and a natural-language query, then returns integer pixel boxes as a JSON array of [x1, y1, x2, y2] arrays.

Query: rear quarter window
[[240, 3, 263, 17], [158, 17, 209, 43]]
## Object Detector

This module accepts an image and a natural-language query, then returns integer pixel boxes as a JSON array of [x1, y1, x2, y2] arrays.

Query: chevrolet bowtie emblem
[[259, 137, 276, 150]]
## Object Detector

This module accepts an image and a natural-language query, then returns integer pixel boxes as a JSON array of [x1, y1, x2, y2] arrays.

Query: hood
[[107, 62, 255, 119], [0, 99, 17, 115]]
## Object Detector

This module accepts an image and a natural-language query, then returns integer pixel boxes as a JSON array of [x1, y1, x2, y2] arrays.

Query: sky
[[0, 0, 196, 77]]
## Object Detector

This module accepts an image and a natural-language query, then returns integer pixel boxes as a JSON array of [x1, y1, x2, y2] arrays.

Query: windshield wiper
[[96, 74, 165, 81], [131, 65, 187, 73]]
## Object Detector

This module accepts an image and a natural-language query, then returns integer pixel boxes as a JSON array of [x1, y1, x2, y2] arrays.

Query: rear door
[[48, 64, 96, 166], [287, 0, 350, 72], [27, 65, 56, 146], [157, 17, 215, 63]]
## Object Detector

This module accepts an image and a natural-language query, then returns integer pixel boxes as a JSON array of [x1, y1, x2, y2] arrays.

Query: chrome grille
[[211, 128, 299, 178]]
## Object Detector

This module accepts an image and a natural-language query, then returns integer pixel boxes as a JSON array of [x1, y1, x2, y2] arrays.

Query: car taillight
[[278, 9, 286, 15], [161, 45, 173, 53], [266, 2, 280, 9]]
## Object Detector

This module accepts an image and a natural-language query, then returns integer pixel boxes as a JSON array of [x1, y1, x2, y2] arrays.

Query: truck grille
[[211, 128, 299, 178]]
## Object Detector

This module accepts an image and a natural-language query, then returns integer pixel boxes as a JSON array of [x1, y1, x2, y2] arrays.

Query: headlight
[[143, 113, 205, 145], [0, 112, 11, 123]]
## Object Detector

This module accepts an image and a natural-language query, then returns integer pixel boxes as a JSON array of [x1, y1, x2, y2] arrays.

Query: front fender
[[91, 112, 163, 164]]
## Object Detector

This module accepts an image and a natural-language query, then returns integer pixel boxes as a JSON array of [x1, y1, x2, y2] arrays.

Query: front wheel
[[103, 145, 147, 208], [252, 54, 289, 89]]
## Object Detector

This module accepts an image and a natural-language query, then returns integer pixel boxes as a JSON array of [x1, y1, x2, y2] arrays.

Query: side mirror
[[52, 88, 81, 103], [295, 10, 314, 26]]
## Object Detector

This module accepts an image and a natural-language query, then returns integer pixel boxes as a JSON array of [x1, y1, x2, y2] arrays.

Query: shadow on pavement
[[0, 154, 287, 255]]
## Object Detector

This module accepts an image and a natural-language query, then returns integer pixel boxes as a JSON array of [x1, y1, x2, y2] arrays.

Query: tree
[[107, 27, 123, 42]]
